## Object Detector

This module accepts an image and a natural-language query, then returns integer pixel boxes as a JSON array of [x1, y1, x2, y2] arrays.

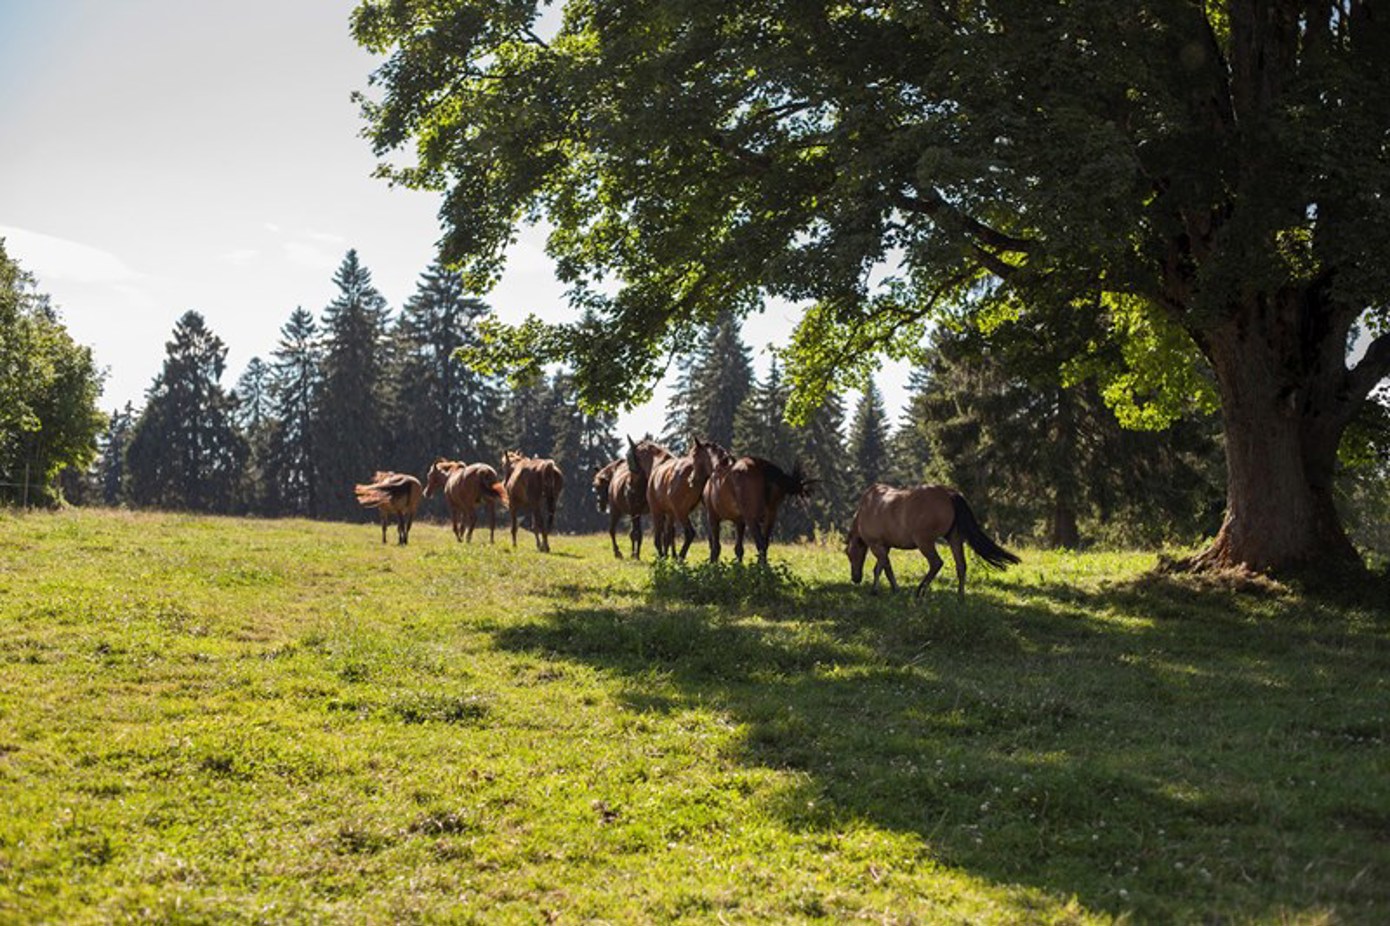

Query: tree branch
[[894, 190, 1035, 254]]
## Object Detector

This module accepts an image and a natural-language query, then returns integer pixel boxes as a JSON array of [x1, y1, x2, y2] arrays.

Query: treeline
[[84, 251, 620, 532], [16, 240, 1384, 552]]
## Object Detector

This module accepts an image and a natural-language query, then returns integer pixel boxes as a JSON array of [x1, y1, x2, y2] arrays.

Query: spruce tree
[[97, 402, 136, 506], [847, 383, 889, 494], [789, 391, 848, 540], [314, 251, 392, 519], [501, 374, 555, 459], [387, 261, 501, 465], [548, 369, 619, 532], [733, 358, 797, 463], [662, 310, 753, 449], [234, 357, 275, 514], [125, 311, 246, 511], [267, 307, 321, 517]]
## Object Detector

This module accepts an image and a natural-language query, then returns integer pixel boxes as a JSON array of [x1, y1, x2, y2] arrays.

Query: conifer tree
[[125, 311, 246, 511], [313, 251, 391, 519], [234, 357, 275, 514], [97, 402, 136, 506], [662, 311, 753, 449], [267, 307, 321, 517], [733, 358, 797, 463], [501, 374, 555, 459], [788, 391, 848, 539], [548, 369, 619, 532], [848, 383, 889, 494], [387, 261, 501, 465]]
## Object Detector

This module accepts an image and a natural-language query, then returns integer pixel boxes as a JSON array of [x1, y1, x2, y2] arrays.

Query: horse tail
[[764, 460, 817, 505], [949, 493, 1020, 570], [354, 484, 392, 507], [488, 481, 510, 509]]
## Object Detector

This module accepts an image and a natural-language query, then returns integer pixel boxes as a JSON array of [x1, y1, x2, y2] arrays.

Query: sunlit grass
[[0, 508, 1386, 924]]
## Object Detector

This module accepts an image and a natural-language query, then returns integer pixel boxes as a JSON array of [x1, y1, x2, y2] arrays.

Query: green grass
[[1, 509, 1386, 924]]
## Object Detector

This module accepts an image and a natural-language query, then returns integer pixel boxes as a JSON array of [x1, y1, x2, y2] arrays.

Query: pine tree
[[548, 370, 619, 532], [266, 307, 321, 517], [386, 261, 502, 465], [501, 374, 555, 459], [733, 358, 797, 463], [97, 402, 136, 506], [847, 383, 889, 496], [788, 391, 848, 539], [662, 310, 753, 449], [886, 369, 934, 487], [313, 251, 392, 519], [125, 311, 246, 511], [234, 356, 275, 514]]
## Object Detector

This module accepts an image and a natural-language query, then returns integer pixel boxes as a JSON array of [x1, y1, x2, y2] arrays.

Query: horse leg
[[733, 521, 745, 563], [707, 513, 722, 563], [915, 543, 944, 598], [749, 520, 768, 564], [510, 508, 519, 548], [380, 512, 388, 544], [948, 534, 968, 598], [631, 515, 642, 558], [465, 507, 477, 543], [609, 510, 623, 559], [869, 543, 896, 592], [677, 516, 695, 561]]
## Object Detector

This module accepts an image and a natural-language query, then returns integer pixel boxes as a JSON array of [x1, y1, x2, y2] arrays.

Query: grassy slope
[[0, 509, 1386, 925]]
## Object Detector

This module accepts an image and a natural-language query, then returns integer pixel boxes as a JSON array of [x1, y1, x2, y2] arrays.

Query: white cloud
[[283, 239, 339, 270], [219, 248, 260, 266], [0, 224, 143, 284]]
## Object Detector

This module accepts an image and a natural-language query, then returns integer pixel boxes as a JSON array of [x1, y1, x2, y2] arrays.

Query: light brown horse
[[645, 438, 733, 560], [424, 458, 511, 543], [847, 483, 1020, 598], [703, 456, 814, 563], [593, 458, 648, 559], [501, 450, 565, 552], [354, 471, 424, 545]]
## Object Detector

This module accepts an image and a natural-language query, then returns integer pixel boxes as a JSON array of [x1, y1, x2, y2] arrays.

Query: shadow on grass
[[493, 565, 1390, 922]]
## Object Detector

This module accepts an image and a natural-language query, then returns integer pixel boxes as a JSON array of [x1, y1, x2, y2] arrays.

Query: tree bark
[[1186, 300, 1361, 574]]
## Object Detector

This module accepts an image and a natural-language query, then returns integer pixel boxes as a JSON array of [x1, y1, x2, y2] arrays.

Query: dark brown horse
[[702, 456, 814, 563], [501, 450, 565, 552], [645, 438, 733, 560], [424, 458, 511, 543], [354, 471, 424, 545], [846, 483, 1020, 597], [593, 458, 648, 559]]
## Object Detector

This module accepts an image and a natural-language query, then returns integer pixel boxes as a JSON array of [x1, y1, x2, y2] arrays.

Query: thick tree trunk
[[1187, 307, 1361, 574]]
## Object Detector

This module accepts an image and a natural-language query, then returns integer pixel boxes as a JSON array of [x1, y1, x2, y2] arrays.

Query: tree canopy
[[355, 0, 1390, 573]]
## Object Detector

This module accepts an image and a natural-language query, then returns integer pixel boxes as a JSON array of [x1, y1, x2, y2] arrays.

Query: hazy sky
[[1, 0, 903, 443]]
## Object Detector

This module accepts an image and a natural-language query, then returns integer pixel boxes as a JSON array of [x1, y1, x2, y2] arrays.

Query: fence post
[[22, 461, 29, 509]]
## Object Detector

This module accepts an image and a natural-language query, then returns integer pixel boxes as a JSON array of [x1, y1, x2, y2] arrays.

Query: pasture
[[1, 509, 1386, 924]]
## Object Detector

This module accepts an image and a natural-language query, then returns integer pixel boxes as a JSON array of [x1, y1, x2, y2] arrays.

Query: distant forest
[[6, 244, 1388, 554]]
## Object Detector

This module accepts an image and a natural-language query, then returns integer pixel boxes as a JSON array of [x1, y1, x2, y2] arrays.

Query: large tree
[[355, 1, 1390, 573], [267, 307, 323, 517], [0, 241, 106, 506], [126, 311, 245, 512], [314, 251, 392, 519]]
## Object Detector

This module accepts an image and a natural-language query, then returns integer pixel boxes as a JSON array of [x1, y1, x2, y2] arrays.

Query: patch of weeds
[[650, 558, 806, 606], [388, 690, 489, 725], [334, 821, 393, 855], [409, 808, 476, 836]]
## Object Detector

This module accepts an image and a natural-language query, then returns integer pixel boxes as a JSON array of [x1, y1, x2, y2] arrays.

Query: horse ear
[[627, 435, 637, 450]]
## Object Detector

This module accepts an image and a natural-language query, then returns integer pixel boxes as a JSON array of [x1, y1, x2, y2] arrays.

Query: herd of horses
[[353, 439, 1020, 596]]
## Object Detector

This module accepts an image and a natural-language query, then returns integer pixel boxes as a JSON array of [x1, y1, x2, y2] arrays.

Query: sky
[[1, 0, 907, 444]]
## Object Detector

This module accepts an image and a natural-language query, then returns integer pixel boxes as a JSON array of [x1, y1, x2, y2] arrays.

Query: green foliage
[[2, 510, 1388, 923], [0, 240, 106, 505], [125, 311, 245, 512]]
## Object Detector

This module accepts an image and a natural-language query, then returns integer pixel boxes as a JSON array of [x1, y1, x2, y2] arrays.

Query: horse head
[[687, 438, 733, 488]]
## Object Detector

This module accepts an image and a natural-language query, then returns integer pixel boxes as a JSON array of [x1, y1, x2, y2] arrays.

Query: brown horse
[[846, 483, 1020, 598], [703, 456, 814, 563], [424, 458, 510, 543], [501, 450, 565, 552], [645, 438, 733, 560], [354, 471, 424, 545], [593, 458, 648, 559]]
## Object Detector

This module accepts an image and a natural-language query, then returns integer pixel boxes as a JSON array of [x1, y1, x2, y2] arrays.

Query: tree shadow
[[492, 570, 1390, 922]]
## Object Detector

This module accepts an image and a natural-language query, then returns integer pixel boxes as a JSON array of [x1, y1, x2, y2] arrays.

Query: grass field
[[1, 508, 1387, 924]]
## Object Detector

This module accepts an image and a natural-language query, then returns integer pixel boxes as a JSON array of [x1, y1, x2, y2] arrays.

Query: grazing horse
[[354, 471, 424, 545], [593, 459, 648, 559], [424, 458, 510, 543], [846, 483, 1020, 598], [646, 438, 733, 560], [501, 450, 565, 552], [703, 455, 814, 563]]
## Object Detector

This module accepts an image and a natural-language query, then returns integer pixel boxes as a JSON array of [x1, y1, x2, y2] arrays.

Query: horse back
[[853, 483, 955, 548]]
